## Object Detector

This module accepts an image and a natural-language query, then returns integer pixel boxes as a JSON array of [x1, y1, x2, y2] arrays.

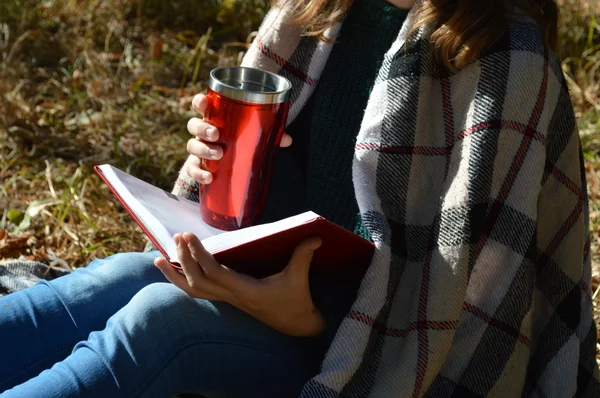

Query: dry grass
[[1, 0, 267, 262], [0, 0, 599, 360], [559, 0, 600, 332]]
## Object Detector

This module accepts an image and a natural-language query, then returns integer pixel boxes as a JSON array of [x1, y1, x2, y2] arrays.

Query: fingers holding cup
[[191, 94, 208, 116], [187, 138, 223, 161], [185, 157, 213, 184], [187, 117, 219, 142]]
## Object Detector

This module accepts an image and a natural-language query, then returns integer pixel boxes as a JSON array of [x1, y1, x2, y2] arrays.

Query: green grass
[[1, 0, 599, 359]]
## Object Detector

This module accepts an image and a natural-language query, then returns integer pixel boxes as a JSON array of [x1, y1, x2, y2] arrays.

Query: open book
[[95, 165, 375, 277]]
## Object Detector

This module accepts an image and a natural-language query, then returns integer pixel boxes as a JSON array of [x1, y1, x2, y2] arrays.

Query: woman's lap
[[0, 252, 321, 397], [0, 252, 164, 389]]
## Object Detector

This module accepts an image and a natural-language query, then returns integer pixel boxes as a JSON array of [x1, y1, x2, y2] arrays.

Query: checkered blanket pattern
[[173, 4, 600, 397], [0, 260, 70, 298]]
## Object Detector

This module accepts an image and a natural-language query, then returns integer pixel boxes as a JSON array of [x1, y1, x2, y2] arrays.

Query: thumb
[[153, 257, 190, 291], [279, 133, 293, 148], [285, 237, 322, 277]]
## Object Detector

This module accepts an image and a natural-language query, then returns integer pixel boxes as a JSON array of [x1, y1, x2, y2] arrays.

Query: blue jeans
[[0, 252, 338, 397]]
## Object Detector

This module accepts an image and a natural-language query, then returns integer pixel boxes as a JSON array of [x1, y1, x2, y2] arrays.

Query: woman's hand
[[154, 232, 325, 337], [186, 94, 293, 185]]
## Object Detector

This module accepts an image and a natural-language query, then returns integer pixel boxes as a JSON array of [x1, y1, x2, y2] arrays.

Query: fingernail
[[206, 127, 216, 140], [202, 172, 212, 183], [173, 234, 180, 245], [208, 149, 220, 159]]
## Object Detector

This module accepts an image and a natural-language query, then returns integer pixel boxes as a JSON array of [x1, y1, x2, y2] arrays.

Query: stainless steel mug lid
[[208, 66, 292, 105]]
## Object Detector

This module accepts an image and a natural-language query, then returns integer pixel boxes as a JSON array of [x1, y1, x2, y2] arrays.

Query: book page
[[201, 211, 320, 253], [98, 165, 223, 262], [98, 165, 320, 264]]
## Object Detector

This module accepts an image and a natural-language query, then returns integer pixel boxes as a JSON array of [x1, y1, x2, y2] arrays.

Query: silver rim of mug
[[208, 66, 292, 105]]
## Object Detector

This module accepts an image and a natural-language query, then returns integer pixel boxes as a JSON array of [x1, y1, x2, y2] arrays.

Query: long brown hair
[[278, 0, 559, 70]]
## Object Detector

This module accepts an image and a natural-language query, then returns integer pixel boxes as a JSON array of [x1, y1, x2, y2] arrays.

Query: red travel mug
[[200, 66, 292, 231]]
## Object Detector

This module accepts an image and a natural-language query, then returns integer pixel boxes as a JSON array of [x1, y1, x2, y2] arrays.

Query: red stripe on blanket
[[256, 40, 318, 86], [176, 178, 199, 193], [545, 161, 583, 199], [355, 143, 449, 155], [412, 70, 457, 398], [463, 302, 531, 346], [536, 163, 585, 269], [347, 311, 458, 337], [544, 197, 583, 262], [414, 238, 434, 398], [474, 55, 550, 260], [579, 279, 593, 302], [457, 120, 547, 145], [355, 120, 547, 156]]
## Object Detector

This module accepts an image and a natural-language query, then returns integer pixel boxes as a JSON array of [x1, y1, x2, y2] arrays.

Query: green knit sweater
[[261, 0, 408, 240]]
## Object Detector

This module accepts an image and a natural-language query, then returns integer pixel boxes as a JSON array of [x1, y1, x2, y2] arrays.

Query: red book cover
[[213, 217, 374, 278], [94, 165, 375, 278]]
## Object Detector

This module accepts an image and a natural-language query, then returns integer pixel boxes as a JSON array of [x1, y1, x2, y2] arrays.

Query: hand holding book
[[154, 232, 326, 337], [94, 165, 374, 278], [95, 162, 370, 337], [94, 67, 374, 337]]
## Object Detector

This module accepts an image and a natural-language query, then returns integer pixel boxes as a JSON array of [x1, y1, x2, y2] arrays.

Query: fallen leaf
[[0, 232, 34, 259], [149, 36, 165, 58], [101, 52, 120, 62]]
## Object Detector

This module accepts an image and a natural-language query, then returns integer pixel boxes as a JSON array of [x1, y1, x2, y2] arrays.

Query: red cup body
[[200, 87, 290, 231]]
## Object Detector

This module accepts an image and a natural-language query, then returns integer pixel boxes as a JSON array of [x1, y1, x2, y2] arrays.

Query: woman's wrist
[[236, 298, 325, 337], [261, 305, 325, 337]]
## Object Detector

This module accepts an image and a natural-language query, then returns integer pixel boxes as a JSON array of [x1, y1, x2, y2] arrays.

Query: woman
[[0, 0, 598, 396]]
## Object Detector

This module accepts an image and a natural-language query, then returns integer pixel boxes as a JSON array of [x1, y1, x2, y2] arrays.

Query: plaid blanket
[[0, 260, 70, 298], [173, 4, 600, 397]]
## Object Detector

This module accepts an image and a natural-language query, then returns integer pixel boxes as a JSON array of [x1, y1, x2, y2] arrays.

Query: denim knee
[[112, 282, 220, 336], [86, 251, 161, 278], [132, 281, 189, 305], [72, 283, 316, 397], [127, 282, 199, 315]]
